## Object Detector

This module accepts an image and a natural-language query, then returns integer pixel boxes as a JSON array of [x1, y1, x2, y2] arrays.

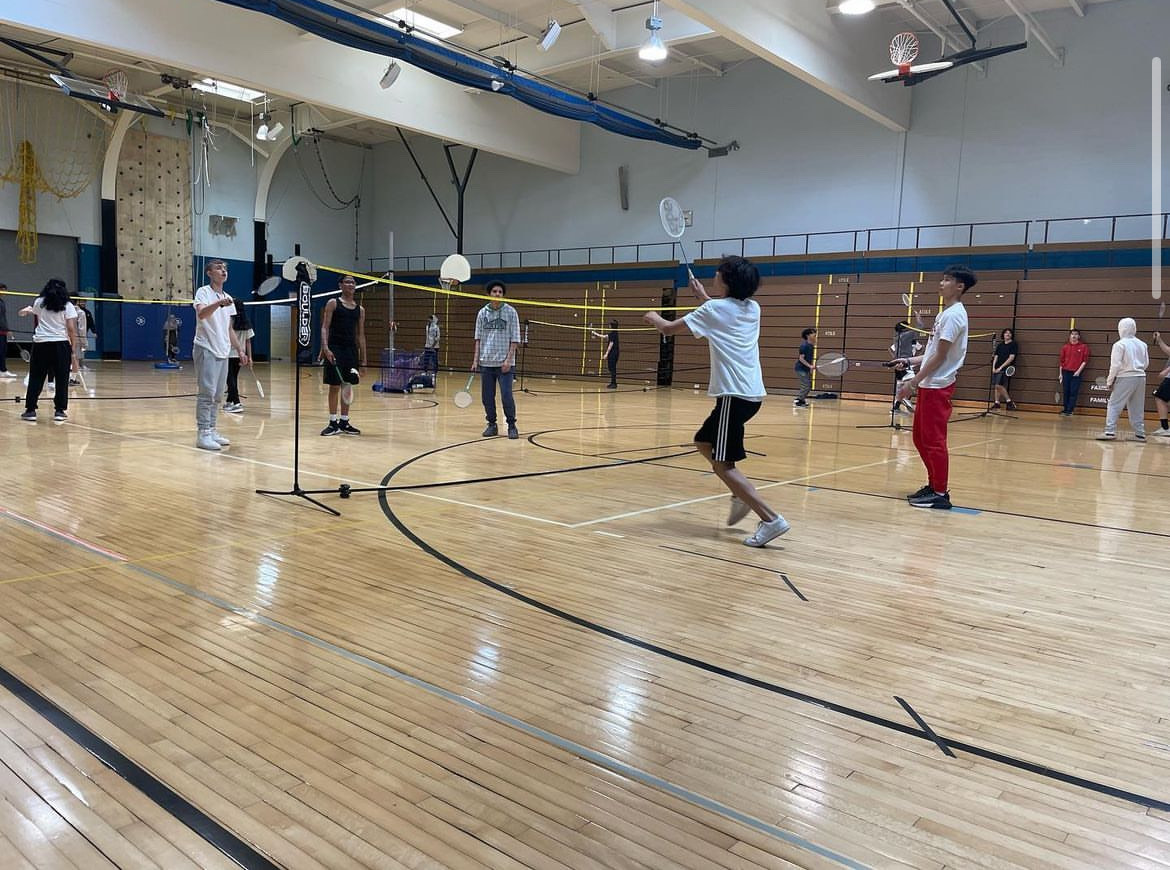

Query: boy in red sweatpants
[[893, 266, 975, 510]]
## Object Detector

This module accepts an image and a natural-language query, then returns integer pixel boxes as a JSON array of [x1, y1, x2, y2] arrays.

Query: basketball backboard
[[49, 73, 164, 117]]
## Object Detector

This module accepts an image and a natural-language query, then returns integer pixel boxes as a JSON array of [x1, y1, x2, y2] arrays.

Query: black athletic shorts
[[1154, 377, 1170, 402], [694, 396, 761, 463], [992, 370, 1012, 387], [323, 347, 361, 386]]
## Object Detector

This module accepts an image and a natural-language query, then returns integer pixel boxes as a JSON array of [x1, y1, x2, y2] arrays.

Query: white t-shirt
[[193, 285, 236, 359], [32, 298, 78, 343], [229, 327, 254, 359], [683, 296, 766, 400], [920, 301, 968, 389]]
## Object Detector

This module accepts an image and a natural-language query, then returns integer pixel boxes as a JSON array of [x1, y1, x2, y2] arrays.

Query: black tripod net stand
[[255, 259, 340, 516], [855, 362, 913, 432]]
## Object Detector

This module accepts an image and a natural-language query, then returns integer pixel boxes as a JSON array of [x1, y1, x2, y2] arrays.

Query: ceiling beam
[[1001, 0, 1063, 63], [1066, 0, 1085, 17], [664, 0, 910, 131], [0, 0, 582, 173]]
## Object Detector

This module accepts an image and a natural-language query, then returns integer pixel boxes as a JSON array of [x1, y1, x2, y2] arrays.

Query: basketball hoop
[[103, 69, 128, 103], [889, 32, 919, 76], [439, 277, 461, 292]]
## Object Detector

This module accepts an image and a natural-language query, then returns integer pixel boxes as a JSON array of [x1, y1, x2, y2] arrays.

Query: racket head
[[658, 197, 685, 239], [20, 348, 31, 362], [814, 354, 848, 377], [1003, 365, 1016, 377], [340, 383, 354, 405], [252, 371, 265, 398], [1160, 300, 1166, 319], [255, 275, 281, 297], [453, 373, 475, 408], [1054, 390, 1062, 403], [901, 293, 911, 307]]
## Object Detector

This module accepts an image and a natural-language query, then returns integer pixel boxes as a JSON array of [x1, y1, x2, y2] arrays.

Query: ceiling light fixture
[[380, 61, 401, 89], [537, 18, 561, 51], [639, 2, 668, 62], [839, 0, 877, 14]]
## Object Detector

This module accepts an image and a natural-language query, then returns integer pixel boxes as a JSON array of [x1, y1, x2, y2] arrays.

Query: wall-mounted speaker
[[618, 165, 629, 211]]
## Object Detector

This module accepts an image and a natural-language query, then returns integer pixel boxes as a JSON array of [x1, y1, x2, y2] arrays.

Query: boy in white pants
[[1096, 317, 1148, 442], [193, 260, 249, 451]]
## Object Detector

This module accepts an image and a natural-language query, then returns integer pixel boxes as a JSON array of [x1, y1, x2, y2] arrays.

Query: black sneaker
[[906, 484, 933, 500], [909, 491, 952, 510], [20, 410, 36, 422], [320, 421, 341, 436], [1006, 401, 1018, 411], [482, 424, 498, 437], [793, 399, 808, 407], [53, 410, 67, 422], [338, 420, 361, 436], [507, 425, 519, 440]]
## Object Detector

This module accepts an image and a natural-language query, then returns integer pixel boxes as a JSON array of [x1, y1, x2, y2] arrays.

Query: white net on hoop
[[0, 80, 109, 262], [889, 32, 919, 66], [103, 69, 129, 101]]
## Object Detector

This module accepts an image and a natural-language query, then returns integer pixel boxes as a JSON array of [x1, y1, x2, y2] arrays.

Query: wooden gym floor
[[0, 362, 1168, 869]]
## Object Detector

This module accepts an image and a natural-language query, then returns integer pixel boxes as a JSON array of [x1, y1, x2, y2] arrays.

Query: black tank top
[[328, 300, 360, 348]]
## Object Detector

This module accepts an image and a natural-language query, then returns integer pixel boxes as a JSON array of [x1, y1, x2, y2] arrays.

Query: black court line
[[0, 666, 281, 870], [377, 436, 1170, 814], [793, 482, 1170, 539], [950, 451, 1170, 480], [895, 696, 955, 758], [658, 545, 807, 601]]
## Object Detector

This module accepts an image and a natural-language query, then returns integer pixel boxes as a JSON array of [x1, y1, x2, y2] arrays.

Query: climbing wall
[[117, 129, 192, 300]]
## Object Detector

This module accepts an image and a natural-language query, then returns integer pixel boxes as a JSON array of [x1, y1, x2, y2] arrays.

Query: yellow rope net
[[0, 81, 108, 263]]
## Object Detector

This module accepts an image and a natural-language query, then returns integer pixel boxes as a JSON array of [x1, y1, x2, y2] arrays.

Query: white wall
[[265, 136, 372, 273], [369, 0, 1169, 259]]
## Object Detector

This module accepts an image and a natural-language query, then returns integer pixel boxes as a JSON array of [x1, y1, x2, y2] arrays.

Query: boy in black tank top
[[320, 275, 367, 435]]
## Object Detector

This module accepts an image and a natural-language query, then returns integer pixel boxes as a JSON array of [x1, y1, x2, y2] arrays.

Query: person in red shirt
[[1058, 328, 1091, 416]]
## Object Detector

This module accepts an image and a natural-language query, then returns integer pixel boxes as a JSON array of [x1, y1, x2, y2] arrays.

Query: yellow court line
[[0, 518, 372, 587]]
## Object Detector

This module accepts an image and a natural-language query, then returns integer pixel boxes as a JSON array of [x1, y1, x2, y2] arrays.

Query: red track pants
[[912, 383, 956, 494]]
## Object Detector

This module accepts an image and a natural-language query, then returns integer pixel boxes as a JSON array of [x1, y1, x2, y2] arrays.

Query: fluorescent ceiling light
[[839, 0, 876, 14], [386, 8, 462, 40], [192, 78, 265, 103]]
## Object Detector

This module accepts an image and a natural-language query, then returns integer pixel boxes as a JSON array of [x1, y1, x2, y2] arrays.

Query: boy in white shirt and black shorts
[[644, 255, 790, 548]]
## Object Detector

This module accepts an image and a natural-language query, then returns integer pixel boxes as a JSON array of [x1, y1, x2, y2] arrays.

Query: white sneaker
[[1095, 431, 1116, 441], [727, 496, 751, 526], [211, 430, 230, 446], [225, 403, 244, 413], [196, 431, 221, 451], [1151, 428, 1170, 438], [0, 370, 16, 379], [744, 515, 791, 548]]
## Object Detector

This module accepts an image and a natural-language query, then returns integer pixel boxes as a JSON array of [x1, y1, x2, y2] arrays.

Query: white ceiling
[[0, 0, 1128, 151]]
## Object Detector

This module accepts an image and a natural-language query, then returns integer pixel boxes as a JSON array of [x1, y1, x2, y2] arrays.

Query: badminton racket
[[454, 373, 475, 408], [250, 365, 265, 399], [901, 292, 927, 329], [1002, 365, 1016, 378], [815, 354, 895, 377], [15, 341, 30, 363], [332, 364, 358, 406], [659, 197, 694, 280]]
